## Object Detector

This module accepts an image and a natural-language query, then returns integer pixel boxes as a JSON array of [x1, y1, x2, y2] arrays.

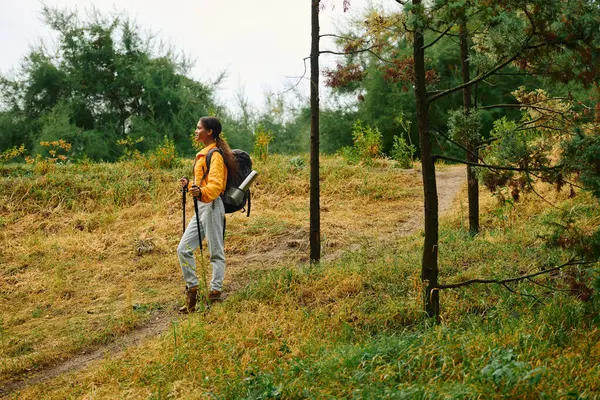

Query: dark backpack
[[204, 148, 253, 216]]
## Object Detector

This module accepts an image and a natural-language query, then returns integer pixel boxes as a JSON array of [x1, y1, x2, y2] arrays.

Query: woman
[[178, 116, 237, 313]]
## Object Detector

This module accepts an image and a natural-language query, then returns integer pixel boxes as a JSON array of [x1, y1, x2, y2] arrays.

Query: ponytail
[[216, 136, 238, 174]]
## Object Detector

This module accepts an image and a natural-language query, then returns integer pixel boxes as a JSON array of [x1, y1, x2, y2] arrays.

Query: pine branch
[[427, 51, 523, 103], [427, 34, 549, 103], [423, 25, 453, 50]]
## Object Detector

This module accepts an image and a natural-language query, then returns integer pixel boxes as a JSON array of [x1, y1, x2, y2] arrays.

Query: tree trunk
[[310, 0, 321, 263], [460, 21, 479, 235], [413, 0, 439, 319]]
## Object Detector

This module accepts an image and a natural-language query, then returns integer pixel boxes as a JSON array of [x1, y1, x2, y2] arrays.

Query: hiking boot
[[208, 289, 222, 302], [178, 286, 198, 314]]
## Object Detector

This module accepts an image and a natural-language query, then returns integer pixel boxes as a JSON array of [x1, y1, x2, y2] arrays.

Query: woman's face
[[194, 120, 213, 144]]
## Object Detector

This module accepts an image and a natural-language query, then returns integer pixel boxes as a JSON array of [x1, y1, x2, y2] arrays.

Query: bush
[[390, 135, 415, 169], [338, 120, 383, 165], [254, 124, 274, 161], [147, 136, 179, 169], [0, 145, 25, 165]]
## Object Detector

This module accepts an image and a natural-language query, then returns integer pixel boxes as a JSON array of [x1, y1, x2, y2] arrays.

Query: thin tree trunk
[[413, 0, 439, 319], [460, 21, 479, 235], [310, 0, 321, 263]]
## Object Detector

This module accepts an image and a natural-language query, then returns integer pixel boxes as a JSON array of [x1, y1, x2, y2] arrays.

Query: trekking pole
[[193, 195, 211, 309], [182, 186, 187, 235]]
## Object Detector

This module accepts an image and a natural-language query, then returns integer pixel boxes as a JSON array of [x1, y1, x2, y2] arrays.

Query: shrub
[[117, 136, 145, 161], [339, 120, 383, 165], [390, 135, 415, 169], [0, 144, 25, 165], [254, 124, 274, 161], [147, 136, 179, 169]]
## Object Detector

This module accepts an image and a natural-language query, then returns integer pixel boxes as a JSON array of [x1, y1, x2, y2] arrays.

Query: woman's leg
[[203, 198, 226, 292], [177, 212, 205, 289]]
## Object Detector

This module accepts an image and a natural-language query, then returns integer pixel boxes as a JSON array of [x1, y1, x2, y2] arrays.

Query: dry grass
[[0, 154, 425, 385]]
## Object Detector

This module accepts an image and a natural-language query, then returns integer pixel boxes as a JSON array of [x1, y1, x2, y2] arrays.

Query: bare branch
[[430, 26, 460, 37], [319, 33, 354, 40], [525, 176, 569, 212], [482, 101, 571, 111], [501, 282, 540, 301], [526, 277, 571, 292], [433, 154, 561, 172], [319, 43, 383, 57], [517, 125, 563, 132], [436, 259, 591, 290], [279, 56, 310, 95], [481, 103, 575, 124], [515, 116, 544, 129], [431, 126, 483, 163], [320, 43, 393, 63], [528, 170, 586, 191]]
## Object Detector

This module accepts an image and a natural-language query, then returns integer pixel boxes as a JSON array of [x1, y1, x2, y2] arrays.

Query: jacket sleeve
[[200, 151, 226, 203]]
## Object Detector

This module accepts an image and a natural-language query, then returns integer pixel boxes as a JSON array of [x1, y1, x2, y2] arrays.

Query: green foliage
[[480, 348, 544, 391], [0, 144, 25, 165], [339, 120, 383, 165], [391, 111, 416, 168], [117, 135, 145, 161], [320, 107, 357, 154], [288, 155, 306, 169], [390, 135, 416, 169], [562, 128, 600, 198], [448, 108, 483, 145], [253, 124, 274, 161], [540, 205, 600, 262], [0, 6, 216, 160], [0, 112, 32, 154], [148, 136, 179, 169]]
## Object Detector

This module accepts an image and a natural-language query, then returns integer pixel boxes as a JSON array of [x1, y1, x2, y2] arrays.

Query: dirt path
[[1, 166, 465, 397]]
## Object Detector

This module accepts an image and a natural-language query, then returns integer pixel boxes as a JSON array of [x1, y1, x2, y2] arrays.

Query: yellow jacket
[[189, 143, 228, 203]]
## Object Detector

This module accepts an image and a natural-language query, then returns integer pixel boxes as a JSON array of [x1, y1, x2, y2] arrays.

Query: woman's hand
[[189, 185, 201, 198], [180, 177, 189, 188]]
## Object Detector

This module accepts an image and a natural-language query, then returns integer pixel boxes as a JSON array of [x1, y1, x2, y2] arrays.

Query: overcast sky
[[0, 0, 390, 111]]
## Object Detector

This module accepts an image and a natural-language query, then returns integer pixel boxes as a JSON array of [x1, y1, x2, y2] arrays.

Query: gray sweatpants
[[177, 197, 225, 291]]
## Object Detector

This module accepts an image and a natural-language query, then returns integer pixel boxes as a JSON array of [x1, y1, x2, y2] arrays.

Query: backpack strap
[[202, 147, 224, 185]]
